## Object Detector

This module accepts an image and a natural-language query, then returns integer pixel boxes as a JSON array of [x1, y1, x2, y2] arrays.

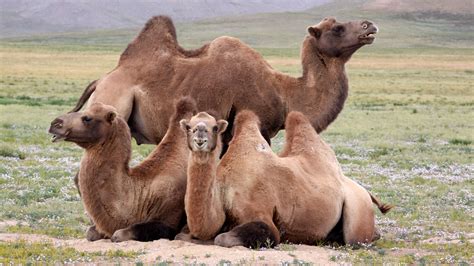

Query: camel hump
[[119, 15, 179, 63], [284, 111, 319, 142], [369, 193, 394, 214], [232, 110, 261, 138], [235, 110, 260, 128], [285, 111, 311, 130], [172, 97, 197, 122]]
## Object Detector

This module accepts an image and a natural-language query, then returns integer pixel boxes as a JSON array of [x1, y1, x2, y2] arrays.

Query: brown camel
[[71, 16, 378, 149], [48, 98, 197, 242], [178, 111, 392, 248]]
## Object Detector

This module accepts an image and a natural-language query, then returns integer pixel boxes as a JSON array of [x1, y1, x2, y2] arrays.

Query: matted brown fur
[[71, 16, 378, 148], [179, 110, 392, 247], [49, 98, 197, 241]]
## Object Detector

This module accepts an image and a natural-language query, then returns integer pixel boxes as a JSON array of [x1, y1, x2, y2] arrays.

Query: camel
[[48, 98, 197, 242], [71, 16, 378, 150], [178, 110, 392, 247]]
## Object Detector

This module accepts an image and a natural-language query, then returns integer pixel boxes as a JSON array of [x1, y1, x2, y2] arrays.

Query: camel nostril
[[51, 118, 63, 128]]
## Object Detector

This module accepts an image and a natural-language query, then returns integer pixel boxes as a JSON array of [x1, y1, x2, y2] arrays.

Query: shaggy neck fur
[[281, 36, 348, 133], [186, 139, 225, 240], [79, 119, 133, 233]]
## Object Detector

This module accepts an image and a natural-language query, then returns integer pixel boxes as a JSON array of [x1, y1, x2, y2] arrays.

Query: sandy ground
[[0, 233, 341, 264]]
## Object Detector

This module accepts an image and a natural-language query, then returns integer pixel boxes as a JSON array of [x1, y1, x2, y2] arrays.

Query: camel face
[[180, 112, 228, 153], [307, 17, 378, 59], [49, 103, 117, 148]]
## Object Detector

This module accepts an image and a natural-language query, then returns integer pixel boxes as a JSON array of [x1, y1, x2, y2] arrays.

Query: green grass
[[0, 4, 473, 263], [0, 240, 140, 264]]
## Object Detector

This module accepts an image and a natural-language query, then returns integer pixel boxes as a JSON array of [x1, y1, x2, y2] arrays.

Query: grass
[[0, 240, 141, 264], [0, 4, 473, 264]]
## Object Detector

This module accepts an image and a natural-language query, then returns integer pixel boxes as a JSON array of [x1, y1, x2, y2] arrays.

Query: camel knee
[[215, 221, 279, 248]]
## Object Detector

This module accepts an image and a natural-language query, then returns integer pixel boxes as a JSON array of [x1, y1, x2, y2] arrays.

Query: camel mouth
[[49, 129, 70, 143], [359, 28, 378, 44]]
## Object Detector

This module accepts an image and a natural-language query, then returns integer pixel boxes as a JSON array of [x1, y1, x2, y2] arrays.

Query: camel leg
[[214, 220, 279, 248], [86, 225, 107, 241], [110, 221, 177, 242], [341, 180, 376, 245]]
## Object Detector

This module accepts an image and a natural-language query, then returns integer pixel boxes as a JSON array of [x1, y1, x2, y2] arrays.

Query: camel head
[[307, 17, 378, 61], [49, 103, 119, 148], [180, 112, 228, 153]]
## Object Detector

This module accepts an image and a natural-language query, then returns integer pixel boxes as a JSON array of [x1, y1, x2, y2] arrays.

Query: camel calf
[[179, 110, 392, 247], [49, 98, 196, 241]]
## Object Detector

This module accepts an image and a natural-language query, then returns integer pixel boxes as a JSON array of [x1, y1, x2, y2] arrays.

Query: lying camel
[[179, 111, 392, 247], [48, 98, 197, 242], [72, 16, 378, 149]]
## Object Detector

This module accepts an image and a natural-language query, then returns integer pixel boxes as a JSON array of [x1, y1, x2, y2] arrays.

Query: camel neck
[[185, 147, 225, 239], [79, 121, 133, 229], [284, 37, 349, 133]]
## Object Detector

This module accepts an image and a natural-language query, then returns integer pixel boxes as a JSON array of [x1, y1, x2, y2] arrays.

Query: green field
[[0, 3, 473, 264]]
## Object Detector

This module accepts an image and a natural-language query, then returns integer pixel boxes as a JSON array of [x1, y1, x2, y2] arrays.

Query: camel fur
[[71, 16, 378, 149], [179, 110, 392, 247], [48, 98, 197, 242]]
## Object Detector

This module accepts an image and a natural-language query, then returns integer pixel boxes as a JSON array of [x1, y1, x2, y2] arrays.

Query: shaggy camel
[[179, 111, 392, 247], [72, 16, 378, 149], [48, 98, 197, 242]]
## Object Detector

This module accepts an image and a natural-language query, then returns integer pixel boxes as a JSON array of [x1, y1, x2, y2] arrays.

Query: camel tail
[[370, 193, 394, 214], [69, 80, 97, 113], [172, 97, 197, 122]]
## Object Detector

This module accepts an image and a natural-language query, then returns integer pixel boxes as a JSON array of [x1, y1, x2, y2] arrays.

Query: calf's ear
[[216, 120, 229, 134], [180, 119, 191, 132], [106, 111, 117, 123]]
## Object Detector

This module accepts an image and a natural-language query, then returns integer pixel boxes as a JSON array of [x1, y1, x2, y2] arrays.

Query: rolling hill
[[1, 0, 473, 49]]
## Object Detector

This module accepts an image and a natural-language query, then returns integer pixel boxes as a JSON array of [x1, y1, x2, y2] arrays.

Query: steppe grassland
[[0, 39, 472, 264]]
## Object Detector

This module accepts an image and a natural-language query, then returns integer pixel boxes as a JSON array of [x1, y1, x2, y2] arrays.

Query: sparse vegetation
[[0, 0, 473, 264]]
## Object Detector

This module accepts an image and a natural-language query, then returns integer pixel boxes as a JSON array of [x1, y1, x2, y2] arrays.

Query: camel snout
[[193, 137, 208, 150], [50, 118, 63, 129]]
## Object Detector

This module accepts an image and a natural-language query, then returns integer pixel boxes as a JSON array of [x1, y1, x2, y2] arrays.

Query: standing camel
[[72, 16, 378, 149], [178, 111, 392, 247]]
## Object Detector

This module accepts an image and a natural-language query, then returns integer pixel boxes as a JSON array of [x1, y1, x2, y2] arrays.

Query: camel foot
[[215, 221, 277, 248], [175, 232, 214, 245], [86, 225, 106, 241], [111, 228, 134, 242], [112, 221, 177, 242]]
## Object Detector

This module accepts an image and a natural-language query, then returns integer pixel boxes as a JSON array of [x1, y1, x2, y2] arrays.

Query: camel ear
[[216, 120, 228, 134], [308, 26, 321, 38], [180, 119, 190, 132], [106, 111, 117, 123]]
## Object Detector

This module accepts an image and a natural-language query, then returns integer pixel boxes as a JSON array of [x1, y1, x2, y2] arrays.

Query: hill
[[0, 0, 329, 37], [1, 0, 473, 49]]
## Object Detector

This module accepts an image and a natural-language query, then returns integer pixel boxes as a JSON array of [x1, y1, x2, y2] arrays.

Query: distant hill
[[363, 0, 473, 15], [0, 0, 329, 37], [1, 0, 473, 49]]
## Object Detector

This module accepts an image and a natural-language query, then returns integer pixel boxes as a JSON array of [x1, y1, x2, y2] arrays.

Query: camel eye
[[212, 126, 218, 133], [362, 23, 368, 29], [82, 116, 93, 123]]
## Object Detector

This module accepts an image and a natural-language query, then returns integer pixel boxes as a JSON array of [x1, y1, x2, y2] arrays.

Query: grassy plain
[[0, 6, 473, 264]]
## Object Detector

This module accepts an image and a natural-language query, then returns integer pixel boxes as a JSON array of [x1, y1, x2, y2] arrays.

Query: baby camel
[[179, 111, 392, 247], [49, 98, 196, 242]]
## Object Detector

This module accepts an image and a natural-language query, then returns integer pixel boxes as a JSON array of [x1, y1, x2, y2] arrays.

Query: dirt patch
[[0, 233, 340, 264]]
